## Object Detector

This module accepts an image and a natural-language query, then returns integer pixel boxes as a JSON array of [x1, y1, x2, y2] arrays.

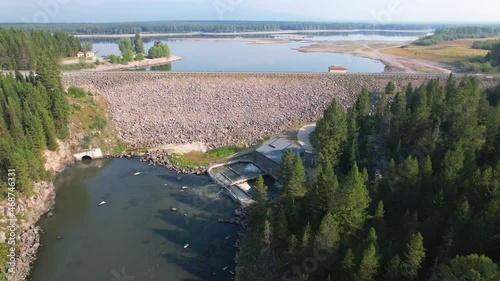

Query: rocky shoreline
[[2, 182, 56, 281], [3, 166, 75, 281], [113, 150, 209, 174]]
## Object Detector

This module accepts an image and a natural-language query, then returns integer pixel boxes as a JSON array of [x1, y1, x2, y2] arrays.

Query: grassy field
[[66, 87, 123, 154], [168, 146, 246, 169], [383, 38, 491, 64], [62, 62, 97, 71]]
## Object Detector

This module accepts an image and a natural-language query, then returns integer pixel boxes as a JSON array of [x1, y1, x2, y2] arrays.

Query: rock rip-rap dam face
[[63, 73, 499, 148]]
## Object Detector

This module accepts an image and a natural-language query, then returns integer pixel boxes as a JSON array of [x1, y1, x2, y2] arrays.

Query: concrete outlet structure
[[74, 148, 104, 161]]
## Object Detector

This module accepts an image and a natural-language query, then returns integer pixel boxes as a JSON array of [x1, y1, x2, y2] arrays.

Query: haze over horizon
[[1, 0, 499, 24]]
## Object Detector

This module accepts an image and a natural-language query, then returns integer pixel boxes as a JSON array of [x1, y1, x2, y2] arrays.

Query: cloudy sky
[[1, 0, 499, 23]]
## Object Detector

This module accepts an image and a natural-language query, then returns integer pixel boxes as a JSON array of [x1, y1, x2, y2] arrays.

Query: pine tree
[[313, 158, 339, 214], [364, 228, 378, 249], [377, 92, 388, 117], [356, 88, 371, 125], [134, 33, 145, 55], [23, 108, 46, 153], [386, 81, 396, 95], [341, 248, 356, 281], [401, 232, 426, 280], [288, 234, 298, 255], [357, 244, 379, 281], [314, 213, 340, 253], [288, 154, 306, 200], [277, 148, 294, 190], [311, 98, 348, 166], [274, 209, 289, 249], [419, 155, 434, 219], [35, 53, 62, 92], [334, 163, 371, 234], [8, 150, 31, 192], [36, 104, 58, 150], [301, 222, 312, 251], [254, 175, 268, 203], [385, 254, 402, 281], [50, 89, 70, 139], [6, 97, 24, 143], [262, 219, 272, 254], [374, 200, 385, 222]]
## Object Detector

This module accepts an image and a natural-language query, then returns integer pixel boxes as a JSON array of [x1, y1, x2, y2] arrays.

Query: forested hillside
[[238, 76, 500, 281], [0, 29, 75, 197], [0, 29, 75, 279], [0, 21, 432, 35], [0, 72, 70, 198], [0, 27, 81, 70], [414, 26, 500, 46]]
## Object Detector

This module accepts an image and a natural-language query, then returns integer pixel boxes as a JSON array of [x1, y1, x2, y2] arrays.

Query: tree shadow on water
[[151, 209, 237, 281]]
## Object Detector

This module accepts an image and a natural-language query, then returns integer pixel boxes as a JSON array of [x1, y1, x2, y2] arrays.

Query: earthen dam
[[63, 72, 500, 149]]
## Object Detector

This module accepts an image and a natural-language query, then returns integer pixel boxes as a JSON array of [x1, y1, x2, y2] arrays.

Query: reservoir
[[88, 32, 426, 73], [93, 39, 385, 72], [30, 158, 239, 281]]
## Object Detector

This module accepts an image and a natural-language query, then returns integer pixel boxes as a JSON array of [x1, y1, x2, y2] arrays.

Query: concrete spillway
[[208, 161, 267, 205]]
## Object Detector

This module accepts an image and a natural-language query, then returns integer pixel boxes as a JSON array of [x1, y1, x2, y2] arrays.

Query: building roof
[[329, 65, 347, 70], [256, 137, 304, 164]]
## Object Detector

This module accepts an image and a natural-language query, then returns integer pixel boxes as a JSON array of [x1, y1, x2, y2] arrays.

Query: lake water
[[89, 32, 426, 72], [30, 158, 239, 281], [93, 39, 385, 72]]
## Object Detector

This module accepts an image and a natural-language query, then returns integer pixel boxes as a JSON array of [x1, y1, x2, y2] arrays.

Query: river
[[30, 159, 239, 281], [89, 32, 426, 73]]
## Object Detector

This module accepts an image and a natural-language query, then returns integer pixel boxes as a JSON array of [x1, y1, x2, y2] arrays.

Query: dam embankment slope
[[63, 73, 500, 148]]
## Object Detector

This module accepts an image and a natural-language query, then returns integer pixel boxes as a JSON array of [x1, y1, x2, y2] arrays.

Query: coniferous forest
[[238, 76, 500, 281], [0, 27, 81, 70], [0, 29, 73, 198]]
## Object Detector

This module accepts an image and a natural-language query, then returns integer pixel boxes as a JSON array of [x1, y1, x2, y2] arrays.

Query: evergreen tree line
[[0, 21, 434, 35], [414, 26, 500, 46], [0, 27, 81, 70], [0, 71, 70, 197], [458, 38, 500, 73], [472, 39, 500, 50], [240, 76, 500, 281]]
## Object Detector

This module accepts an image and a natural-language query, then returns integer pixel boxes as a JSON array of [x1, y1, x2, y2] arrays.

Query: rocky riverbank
[[2, 182, 57, 281], [63, 73, 499, 150], [138, 149, 208, 174], [1, 142, 76, 280]]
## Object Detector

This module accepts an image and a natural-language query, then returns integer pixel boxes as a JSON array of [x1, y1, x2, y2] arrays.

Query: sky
[[1, 0, 499, 23]]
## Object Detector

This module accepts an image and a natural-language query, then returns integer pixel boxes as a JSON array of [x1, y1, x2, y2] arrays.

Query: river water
[[30, 159, 239, 281], [89, 32, 427, 73]]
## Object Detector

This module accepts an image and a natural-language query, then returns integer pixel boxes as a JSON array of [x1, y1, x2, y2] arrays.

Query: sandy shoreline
[[296, 40, 451, 73], [81, 55, 182, 71]]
